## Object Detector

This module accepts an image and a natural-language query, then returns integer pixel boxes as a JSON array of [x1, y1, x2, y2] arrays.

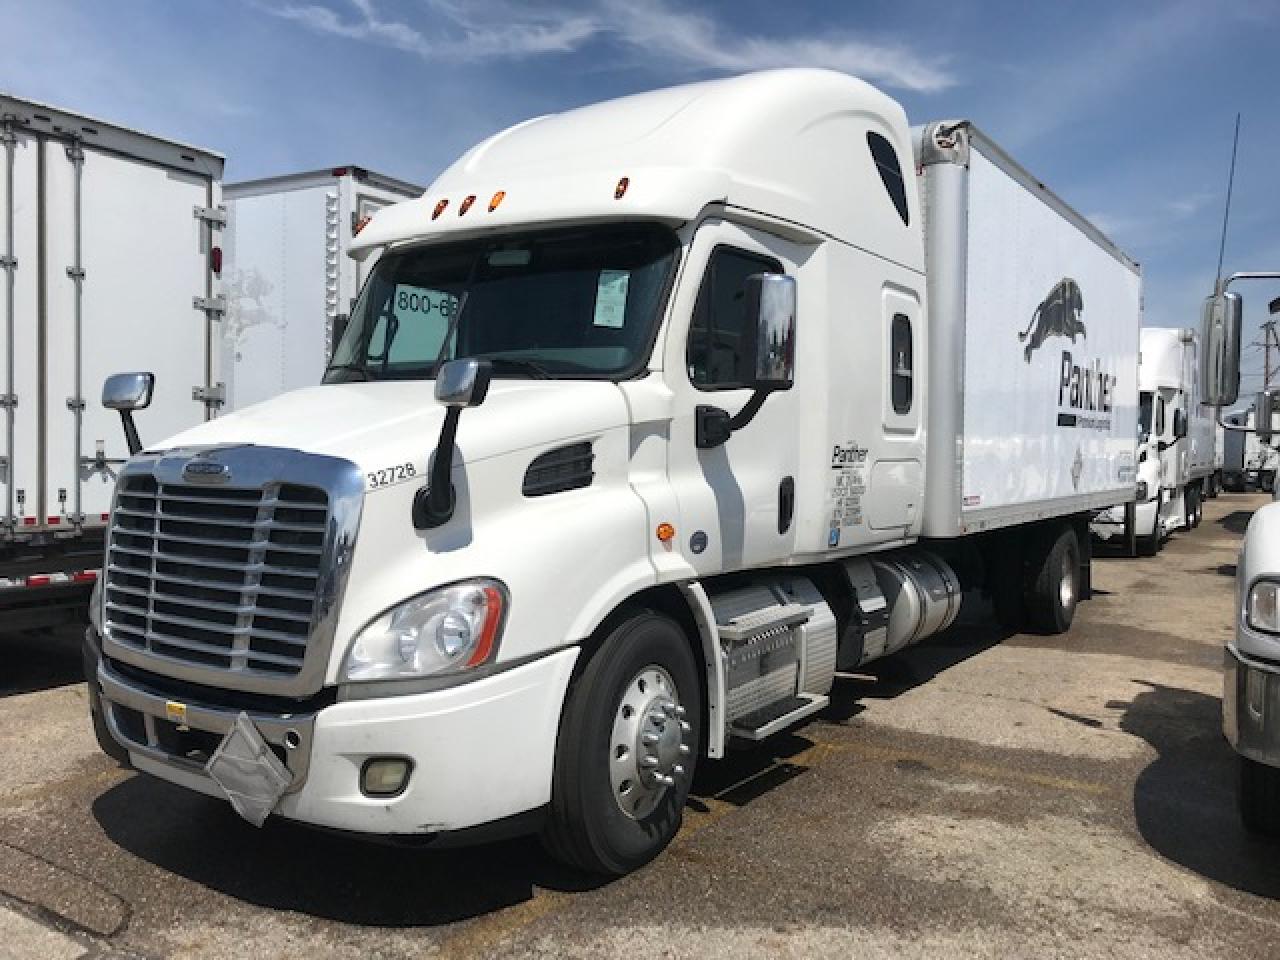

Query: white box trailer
[[221, 167, 421, 411], [915, 122, 1141, 538], [86, 70, 1143, 875], [0, 93, 223, 627]]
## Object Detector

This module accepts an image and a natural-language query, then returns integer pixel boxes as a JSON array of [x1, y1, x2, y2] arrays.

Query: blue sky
[[3, 0, 1278, 389]]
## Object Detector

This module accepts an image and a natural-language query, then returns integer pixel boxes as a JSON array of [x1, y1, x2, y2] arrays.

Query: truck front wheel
[[542, 610, 701, 876], [1025, 526, 1080, 634], [1239, 755, 1280, 836]]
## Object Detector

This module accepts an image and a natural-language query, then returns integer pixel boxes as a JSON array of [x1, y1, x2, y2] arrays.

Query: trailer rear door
[[0, 123, 39, 530], [43, 143, 216, 528]]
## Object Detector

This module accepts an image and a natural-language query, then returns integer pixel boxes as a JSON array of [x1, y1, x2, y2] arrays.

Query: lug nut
[[655, 773, 674, 786], [641, 755, 660, 768], [672, 764, 685, 776], [642, 732, 660, 746], [662, 702, 677, 717], [678, 743, 691, 756], [680, 721, 691, 734], [674, 705, 687, 719]]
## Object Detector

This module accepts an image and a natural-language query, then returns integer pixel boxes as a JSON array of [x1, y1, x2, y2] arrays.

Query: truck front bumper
[[88, 627, 579, 837], [1224, 643, 1280, 767]]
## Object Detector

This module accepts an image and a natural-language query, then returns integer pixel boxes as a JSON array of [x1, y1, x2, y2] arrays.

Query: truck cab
[[83, 69, 1137, 875]]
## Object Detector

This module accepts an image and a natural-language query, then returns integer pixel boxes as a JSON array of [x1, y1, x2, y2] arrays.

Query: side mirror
[[414, 359, 493, 529], [434, 358, 493, 408], [1201, 292, 1242, 406], [102, 372, 155, 456], [1258, 389, 1279, 445], [746, 273, 797, 391], [102, 372, 154, 411]]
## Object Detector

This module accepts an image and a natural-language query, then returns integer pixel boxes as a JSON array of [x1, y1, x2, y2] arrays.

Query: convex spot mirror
[[1201, 292, 1242, 407], [102, 372, 155, 411], [435, 358, 493, 408], [746, 273, 797, 391]]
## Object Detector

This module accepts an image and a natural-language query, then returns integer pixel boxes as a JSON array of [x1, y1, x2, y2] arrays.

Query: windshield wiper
[[485, 356, 552, 379], [324, 362, 372, 382]]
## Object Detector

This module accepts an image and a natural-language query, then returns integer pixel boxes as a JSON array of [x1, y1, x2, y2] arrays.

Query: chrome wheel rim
[[1059, 551, 1076, 609], [608, 665, 691, 820]]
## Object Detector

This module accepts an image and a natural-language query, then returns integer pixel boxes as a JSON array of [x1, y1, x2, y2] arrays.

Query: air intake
[[523, 442, 594, 497]]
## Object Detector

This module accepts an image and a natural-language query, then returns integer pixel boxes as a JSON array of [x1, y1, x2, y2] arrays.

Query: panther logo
[[1018, 278, 1085, 363]]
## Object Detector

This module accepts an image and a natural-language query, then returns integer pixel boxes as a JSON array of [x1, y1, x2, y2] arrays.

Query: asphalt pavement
[[1, 493, 1277, 959]]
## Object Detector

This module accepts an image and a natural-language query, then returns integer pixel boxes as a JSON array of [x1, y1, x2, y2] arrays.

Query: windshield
[[326, 223, 679, 382], [1138, 391, 1153, 441]]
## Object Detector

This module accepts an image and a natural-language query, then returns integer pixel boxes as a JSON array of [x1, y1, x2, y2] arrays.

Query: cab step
[[729, 692, 829, 741]]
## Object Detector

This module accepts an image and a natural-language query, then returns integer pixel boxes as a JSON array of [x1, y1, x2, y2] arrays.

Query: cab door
[[663, 219, 801, 574]]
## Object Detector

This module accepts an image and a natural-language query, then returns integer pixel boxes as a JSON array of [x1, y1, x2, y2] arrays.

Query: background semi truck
[[1092, 326, 1216, 553], [222, 167, 421, 411], [83, 69, 1140, 875], [0, 93, 223, 629]]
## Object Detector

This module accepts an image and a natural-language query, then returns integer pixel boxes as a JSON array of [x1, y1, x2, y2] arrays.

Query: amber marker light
[[432, 198, 449, 220], [459, 194, 476, 216], [352, 215, 372, 236], [489, 190, 505, 212], [615, 176, 630, 199], [656, 522, 675, 543]]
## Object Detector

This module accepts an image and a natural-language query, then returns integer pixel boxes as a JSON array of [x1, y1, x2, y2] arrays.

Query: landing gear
[[542, 610, 701, 876]]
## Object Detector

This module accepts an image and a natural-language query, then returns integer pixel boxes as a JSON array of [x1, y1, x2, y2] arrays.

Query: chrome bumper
[[1225, 644, 1280, 766], [97, 655, 318, 794]]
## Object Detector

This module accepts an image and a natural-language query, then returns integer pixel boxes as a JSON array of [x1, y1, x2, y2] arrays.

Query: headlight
[[89, 575, 104, 635], [341, 579, 507, 682], [1136, 480, 1149, 501], [1248, 580, 1280, 635]]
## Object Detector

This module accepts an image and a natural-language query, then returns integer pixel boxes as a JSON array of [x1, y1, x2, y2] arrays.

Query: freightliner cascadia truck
[[1092, 326, 1216, 554], [83, 70, 1141, 875]]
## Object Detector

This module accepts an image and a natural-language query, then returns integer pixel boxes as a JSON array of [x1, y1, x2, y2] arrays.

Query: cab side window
[[687, 246, 782, 390]]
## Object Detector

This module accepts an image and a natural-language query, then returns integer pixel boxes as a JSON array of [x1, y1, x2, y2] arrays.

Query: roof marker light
[[432, 198, 449, 220], [489, 190, 505, 212], [459, 195, 476, 216], [656, 522, 675, 543], [353, 214, 372, 236], [615, 176, 630, 200]]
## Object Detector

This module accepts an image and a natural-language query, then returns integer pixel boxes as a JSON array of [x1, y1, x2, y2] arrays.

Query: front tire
[[1025, 526, 1080, 635], [1239, 755, 1280, 836], [542, 610, 701, 876]]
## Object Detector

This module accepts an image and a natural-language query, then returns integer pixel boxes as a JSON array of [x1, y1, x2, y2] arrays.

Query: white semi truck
[[83, 69, 1141, 874], [1199, 275, 1280, 834], [222, 167, 421, 411], [0, 93, 224, 629], [1092, 326, 1217, 553]]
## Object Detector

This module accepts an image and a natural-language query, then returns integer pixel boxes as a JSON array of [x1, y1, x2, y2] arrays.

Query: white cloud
[[261, 0, 955, 92]]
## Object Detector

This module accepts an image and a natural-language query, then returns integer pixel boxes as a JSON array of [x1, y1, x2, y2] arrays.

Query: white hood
[[156, 380, 631, 472]]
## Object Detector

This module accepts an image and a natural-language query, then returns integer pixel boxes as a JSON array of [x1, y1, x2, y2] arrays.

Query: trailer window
[[867, 131, 910, 227], [891, 313, 913, 414], [687, 246, 783, 390]]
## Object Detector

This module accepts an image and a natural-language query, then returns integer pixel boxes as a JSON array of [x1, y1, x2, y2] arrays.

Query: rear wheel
[[1025, 526, 1080, 635], [1239, 755, 1280, 836], [542, 610, 701, 876]]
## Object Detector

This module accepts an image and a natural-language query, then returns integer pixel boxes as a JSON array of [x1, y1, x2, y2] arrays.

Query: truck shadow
[[91, 776, 606, 926], [1218, 510, 1255, 535], [1117, 680, 1280, 898], [0, 625, 87, 698]]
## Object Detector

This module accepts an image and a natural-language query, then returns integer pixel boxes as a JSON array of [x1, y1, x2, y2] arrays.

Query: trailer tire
[[1024, 526, 1080, 635], [1239, 755, 1280, 836], [541, 610, 701, 876]]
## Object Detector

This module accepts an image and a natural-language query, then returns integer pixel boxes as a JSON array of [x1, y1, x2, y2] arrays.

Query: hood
[[156, 380, 631, 473]]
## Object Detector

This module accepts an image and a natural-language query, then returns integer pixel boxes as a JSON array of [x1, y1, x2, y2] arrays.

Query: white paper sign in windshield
[[593, 270, 630, 328]]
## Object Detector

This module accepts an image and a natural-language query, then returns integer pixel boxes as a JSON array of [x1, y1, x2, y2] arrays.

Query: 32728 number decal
[[366, 462, 418, 491]]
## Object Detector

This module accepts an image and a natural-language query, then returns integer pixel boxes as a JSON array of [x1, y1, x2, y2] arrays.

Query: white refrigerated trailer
[[86, 70, 1141, 875], [0, 93, 223, 627], [221, 167, 421, 411]]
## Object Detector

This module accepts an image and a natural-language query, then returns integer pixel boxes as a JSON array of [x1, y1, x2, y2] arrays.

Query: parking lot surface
[[2, 493, 1278, 959]]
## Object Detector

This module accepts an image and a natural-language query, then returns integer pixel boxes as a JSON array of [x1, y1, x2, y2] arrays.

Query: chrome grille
[[104, 475, 330, 677]]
